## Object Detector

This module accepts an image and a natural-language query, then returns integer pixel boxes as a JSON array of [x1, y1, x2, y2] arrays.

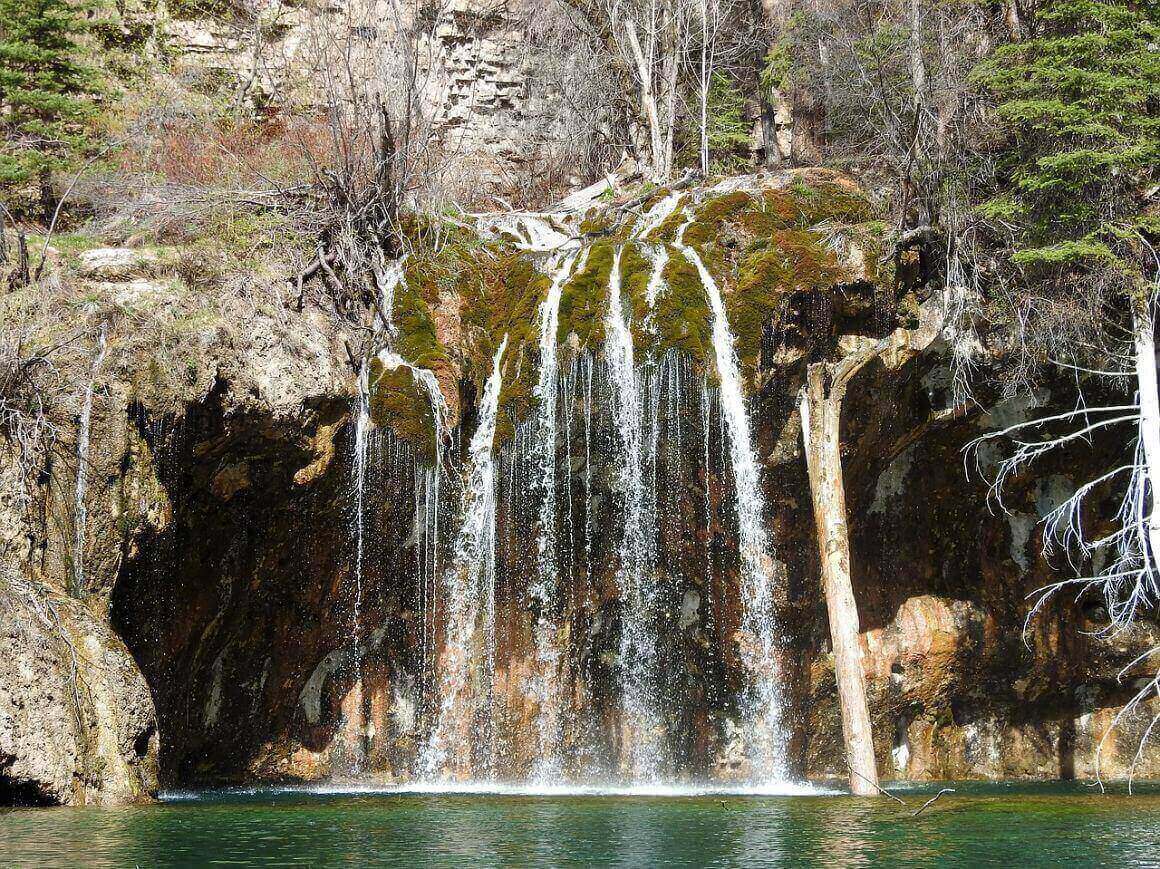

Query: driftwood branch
[[847, 761, 905, 805], [913, 788, 955, 817], [615, 168, 703, 216], [846, 758, 954, 815]]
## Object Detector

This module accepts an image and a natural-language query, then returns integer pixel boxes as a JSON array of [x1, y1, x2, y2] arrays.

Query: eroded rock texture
[[3, 176, 1157, 803], [0, 581, 157, 805]]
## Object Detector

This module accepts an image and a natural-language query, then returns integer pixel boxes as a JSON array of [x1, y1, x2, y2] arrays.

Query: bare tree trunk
[[1003, 0, 1023, 40], [801, 362, 879, 796], [9, 232, 30, 290], [699, 0, 710, 175], [623, 18, 665, 179], [907, 0, 927, 109], [1133, 299, 1160, 565], [660, 0, 680, 179], [38, 170, 57, 226]]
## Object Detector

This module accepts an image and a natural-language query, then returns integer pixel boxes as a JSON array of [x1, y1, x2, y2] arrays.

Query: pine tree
[[0, 0, 102, 220], [972, 0, 1159, 281]]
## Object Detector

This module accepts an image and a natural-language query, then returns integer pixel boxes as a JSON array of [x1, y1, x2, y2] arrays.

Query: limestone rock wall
[[163, 0, 560, 193], [2, 178, 1158, 803], [0, 579, 157, 805]]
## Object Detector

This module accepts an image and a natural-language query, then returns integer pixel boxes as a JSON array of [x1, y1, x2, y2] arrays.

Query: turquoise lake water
[[2, 781, 1158, 867]]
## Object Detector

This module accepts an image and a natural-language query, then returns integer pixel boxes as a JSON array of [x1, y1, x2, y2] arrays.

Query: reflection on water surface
[[2, 782, 1158, 867]]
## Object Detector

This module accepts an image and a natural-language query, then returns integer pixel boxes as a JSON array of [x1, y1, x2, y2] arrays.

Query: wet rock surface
[[2, 176, 1157, 803]]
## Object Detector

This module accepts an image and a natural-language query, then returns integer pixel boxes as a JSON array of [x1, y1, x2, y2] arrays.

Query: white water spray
[[529, 250, 579, 780], [632, 192, 682, 241], [351, 364, 372, 633], [605, 248, 666, 779], [73, 324, 108, 596], [478, 213, 573, 252], [376, 350, 450, 466], [422, 336, 509, 780], [674, 223, 788, 782]]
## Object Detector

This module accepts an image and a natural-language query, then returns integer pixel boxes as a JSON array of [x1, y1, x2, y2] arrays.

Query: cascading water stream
[[329, 199, 802, 790], [376, 351, 450, 464], [605, 248, 666, 780], [528, 248, 580, 781], [674, 219, 789, 782], [372, 250, 406, 336], [351, 364, 371, 635], [632, 192, 682, 241], [73, 323, 108, 596], [422, 335, 509, 781], [478, 213, 572, 252]]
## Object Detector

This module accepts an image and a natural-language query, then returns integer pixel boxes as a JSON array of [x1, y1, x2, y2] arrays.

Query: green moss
[[367, 357, 436, 464], [579, 211, 614, 236], [684, 191, 754, 247], [618, 242, 653, 348], [404, 226, 489, 307], [728, 228, 847, 368], [649, 194, 691, 244], [463, 251, 549, 443], [651, 252, 712, 364], [784, 179, 873, 226], [391, 277, 446, 372], [558, 241, 615, 347]]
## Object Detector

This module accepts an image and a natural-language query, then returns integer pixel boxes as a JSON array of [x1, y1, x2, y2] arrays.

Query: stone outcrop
[[0, 579, 157, 805], [2, 174, 1157, 803], [162, 0, 559, 192], [0, 256, 354, 803]]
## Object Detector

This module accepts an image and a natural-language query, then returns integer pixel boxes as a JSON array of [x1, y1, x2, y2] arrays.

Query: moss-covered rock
[[558, 241, 615, 348]]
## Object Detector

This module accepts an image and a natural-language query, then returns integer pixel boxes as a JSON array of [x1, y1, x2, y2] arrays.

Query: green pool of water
[[2, 782, 1158, 867]]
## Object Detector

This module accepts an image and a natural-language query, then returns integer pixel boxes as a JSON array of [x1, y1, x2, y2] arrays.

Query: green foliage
[[703, 72, 752, 173], [0, 0, 103, 195], [165, 0, 236, 21], [971, 0, 1158, 281], [760, 40, 793, 95]]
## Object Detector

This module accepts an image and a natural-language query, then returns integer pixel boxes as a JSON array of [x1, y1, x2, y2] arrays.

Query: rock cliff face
[[2, 174, 1157, 804], [163, 0, 564, 192]]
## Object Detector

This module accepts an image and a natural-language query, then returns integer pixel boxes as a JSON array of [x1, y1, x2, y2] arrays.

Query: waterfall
[[605, 248, 666, 779], [529, 249, 579, 781], [674, 224, 788, 782], [478, 213, 572, 252], [73, 324, 108, 596], [632, 192, 682, 241], [350, 364, 371, 637], [371, 249, 405, 335], [376, 350, 450, 465], [640, 243, 670, 341], [422, 335, 509, 780], [327, 196, 806, 789], [644, 245, 670, 310]]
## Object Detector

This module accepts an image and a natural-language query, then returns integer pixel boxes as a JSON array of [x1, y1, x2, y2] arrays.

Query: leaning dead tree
[[798, 282, 942, 795], [800, 344, 881, 796]]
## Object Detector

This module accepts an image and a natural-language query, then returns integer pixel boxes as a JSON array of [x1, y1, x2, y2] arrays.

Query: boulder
[[77, 247, 158, 280], [0, 578, 158, 805]]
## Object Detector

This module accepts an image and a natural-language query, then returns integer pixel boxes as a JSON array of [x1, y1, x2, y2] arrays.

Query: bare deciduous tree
[[969, 268, 1160, 788]]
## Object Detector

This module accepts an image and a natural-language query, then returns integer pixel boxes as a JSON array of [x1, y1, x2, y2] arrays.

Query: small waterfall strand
[[606, 248, 667, 780], [422, 336, 509, 780], [528, 249, 580, 781], [73, 323, 108, 596], [674, 219, 788, 782]]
